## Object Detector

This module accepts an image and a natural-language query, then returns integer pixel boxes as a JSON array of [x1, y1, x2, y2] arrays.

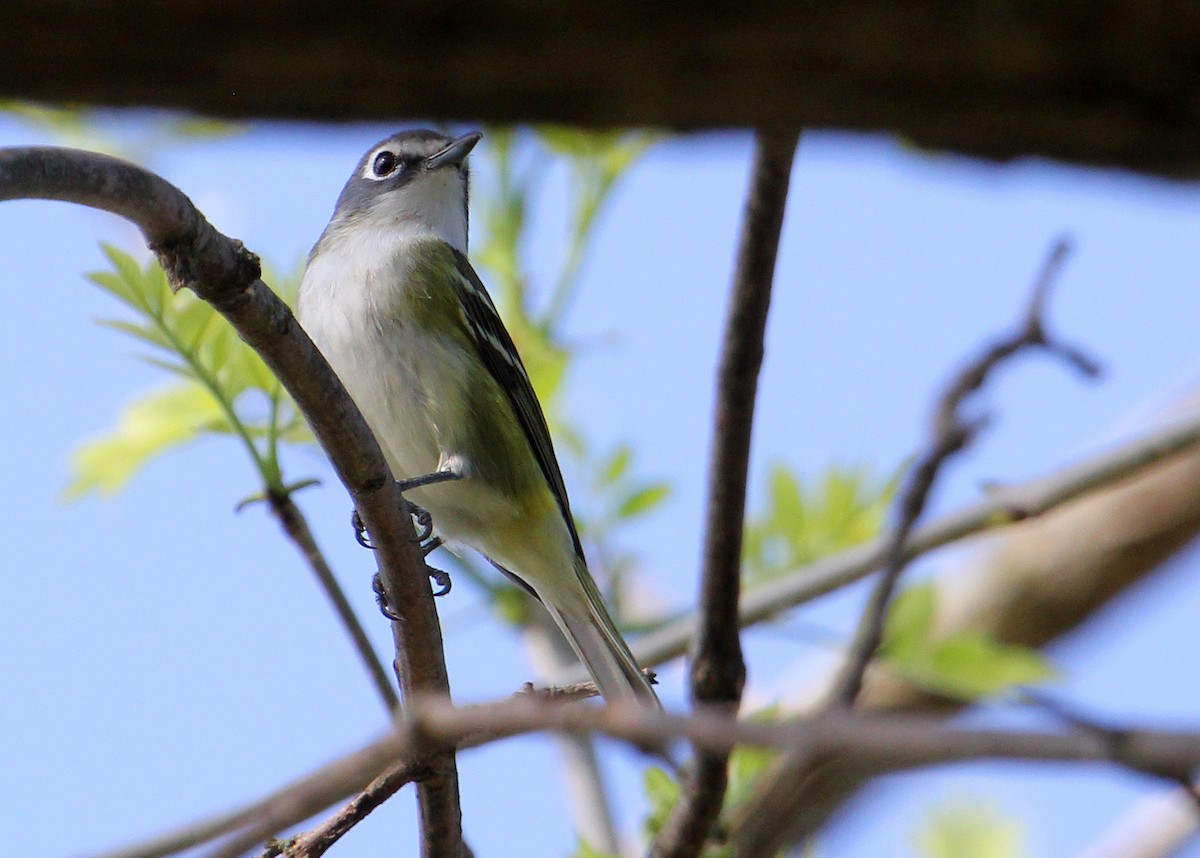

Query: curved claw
[[428, 566, 452, 597], [351, 509, 375, 550], [406, 501, 435, 543], [372, 573, 402, 621]]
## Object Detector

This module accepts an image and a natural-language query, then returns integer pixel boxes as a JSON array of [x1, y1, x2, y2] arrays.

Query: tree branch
[[268, 761, 434, 858], [650, 130, 798, 858], [0, 146, 462, 857], [602, 393, 1200, 676], [831, 236, 1100, 706], [105, 694, 1200, 858], [6, 3, 1200, 177]]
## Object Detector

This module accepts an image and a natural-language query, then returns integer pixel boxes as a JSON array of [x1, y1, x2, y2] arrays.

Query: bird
[[296, 129, 659, 707]]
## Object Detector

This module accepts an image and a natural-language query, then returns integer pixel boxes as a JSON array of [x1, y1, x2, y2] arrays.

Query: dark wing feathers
[[451, 250, 585, 560]]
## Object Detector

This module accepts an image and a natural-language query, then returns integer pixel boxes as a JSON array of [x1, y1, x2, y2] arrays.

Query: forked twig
[[831, 237, 1100, 707]]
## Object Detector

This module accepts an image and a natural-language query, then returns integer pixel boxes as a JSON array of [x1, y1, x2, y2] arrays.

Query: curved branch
[[0, 146, 461, 856]]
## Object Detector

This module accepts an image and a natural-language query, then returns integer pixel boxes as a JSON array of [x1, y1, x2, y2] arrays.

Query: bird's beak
[[425, 132, 483, 170]]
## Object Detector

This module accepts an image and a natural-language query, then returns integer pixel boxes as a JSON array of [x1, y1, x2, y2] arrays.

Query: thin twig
[[651, 130, 798, 858], [277, 673, 614, 857], [268, 491, 399, 714], [271, 761, 434, 858], [830, 236, 1100, 707], [599, 399, 1200, 679], [0, 146, 462, 857]]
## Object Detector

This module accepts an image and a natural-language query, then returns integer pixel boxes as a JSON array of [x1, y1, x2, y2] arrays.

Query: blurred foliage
[[743, 463, 899, 587], [0, 101, 240, 160], [880, 582, 1056, 700], [572, 841, 621, 858], [67, 246, 307, 498], [643, 714, 781, 858], [914, 798, 1025, 858]]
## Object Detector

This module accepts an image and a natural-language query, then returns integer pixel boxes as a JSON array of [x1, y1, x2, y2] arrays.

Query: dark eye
[[372, 150, 398, 177]]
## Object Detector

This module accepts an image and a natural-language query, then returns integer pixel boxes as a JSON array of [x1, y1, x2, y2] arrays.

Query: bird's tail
[[544, 557, 661, 708]]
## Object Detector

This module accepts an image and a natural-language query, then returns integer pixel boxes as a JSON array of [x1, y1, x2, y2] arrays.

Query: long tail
[[543, 558, 661, 708]]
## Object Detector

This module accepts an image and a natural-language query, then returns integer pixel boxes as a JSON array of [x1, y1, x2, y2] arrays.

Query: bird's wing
[[450, 249, 585, 559]]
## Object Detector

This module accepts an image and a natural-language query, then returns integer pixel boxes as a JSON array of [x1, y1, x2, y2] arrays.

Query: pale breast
[[297, 230, 527, 549]]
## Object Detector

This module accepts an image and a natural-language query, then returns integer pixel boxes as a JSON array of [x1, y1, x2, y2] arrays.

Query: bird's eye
[[372, 150, 398, 177]]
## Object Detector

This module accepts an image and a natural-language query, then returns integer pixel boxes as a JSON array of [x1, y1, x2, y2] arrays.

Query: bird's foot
[[348, 481, 446, 549], [372, 573, 402, 620]]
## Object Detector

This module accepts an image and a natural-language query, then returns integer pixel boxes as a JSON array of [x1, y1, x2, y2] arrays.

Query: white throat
[[364, 169, 469, 254]]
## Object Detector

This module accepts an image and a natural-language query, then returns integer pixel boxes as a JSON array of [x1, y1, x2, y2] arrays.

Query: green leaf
[[880, 584, 1056, 700], [94, 318, 174, 352], [769, 465, 805, 528], [572, 840, 621, 858], [78, 245, 311, 497], [615, 483, 671, 519], [63, 383, 228, 499], [643, 766, 682, 837], [880, 583, 936, 662], [599, 444, 632, 486], [744, 462, 898, 585], [915, 798, 1025, 858], [924, 634, 1056, 699]]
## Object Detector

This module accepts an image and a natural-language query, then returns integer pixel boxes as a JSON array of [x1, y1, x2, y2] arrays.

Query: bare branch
[[122, 695, 1200, 858], [650, 130, 798, 858], [90, 687, 1200, 858], [0, 146, 462, 857], [267, 762, 432, 858], [830, 236, 1099, 707], [601, 395, 1200, 678]]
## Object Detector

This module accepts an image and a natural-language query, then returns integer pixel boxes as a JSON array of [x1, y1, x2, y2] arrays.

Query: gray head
[[323, 129, 482, 253]]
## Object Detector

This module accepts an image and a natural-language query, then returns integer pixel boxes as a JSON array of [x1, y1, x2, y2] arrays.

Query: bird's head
[[327, 129, 482, 253]]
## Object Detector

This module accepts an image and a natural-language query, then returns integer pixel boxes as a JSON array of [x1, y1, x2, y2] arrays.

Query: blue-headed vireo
[[297, 130, 659, 707]]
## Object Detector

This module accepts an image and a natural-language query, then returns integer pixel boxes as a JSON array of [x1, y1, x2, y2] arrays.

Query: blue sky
[[3, 115, 1200, 857]]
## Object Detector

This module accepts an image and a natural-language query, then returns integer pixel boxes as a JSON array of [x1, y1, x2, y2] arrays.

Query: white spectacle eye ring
[[367, 149, 398, 179]]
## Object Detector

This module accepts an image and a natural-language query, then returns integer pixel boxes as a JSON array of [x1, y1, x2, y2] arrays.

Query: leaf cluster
[[880, 583, 1055, 701], [68, 246, 307, 499]]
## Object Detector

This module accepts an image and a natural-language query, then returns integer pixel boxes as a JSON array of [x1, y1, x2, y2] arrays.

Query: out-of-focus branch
[[523, 612, 620, 855], [736, 239, 1103, 855], [650, 130, 798, 858], [96, 693, 1200, 858], [599, 380, 1200, 681], [1073, 782, 1200, 858], [831, 237, 1100, 706], [8, 3, 1200, 178], [0, 146, 462, 858]]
